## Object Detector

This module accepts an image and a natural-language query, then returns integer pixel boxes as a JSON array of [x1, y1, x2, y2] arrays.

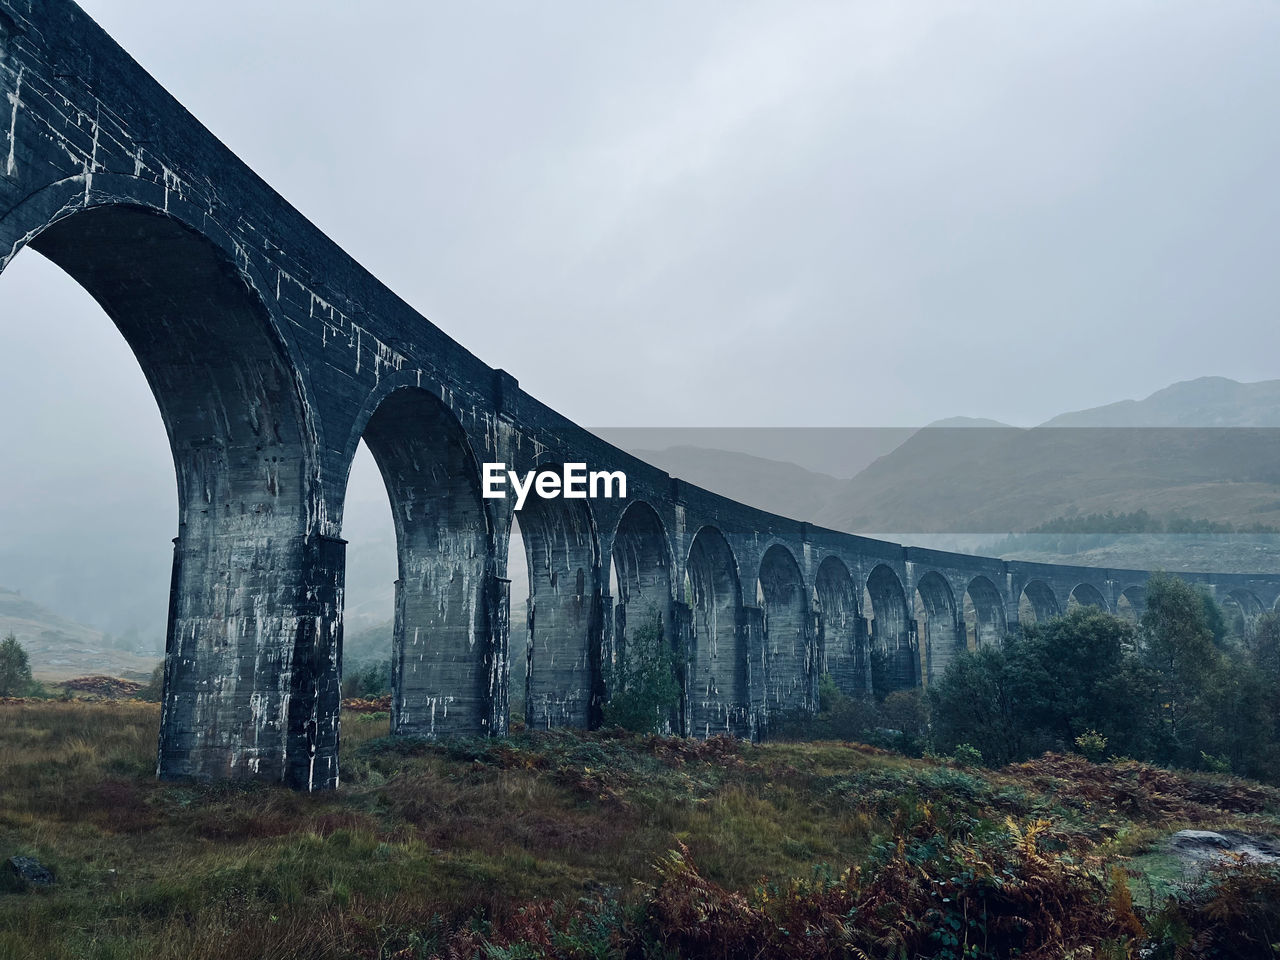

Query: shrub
[[1075, 729, 1108, 762], [603, 609, 681, 734], [951, 742, 984, 767], [775, 673, 883, 742], [1199, 750, 1231, 774], [1144, 862, 1280, 960]]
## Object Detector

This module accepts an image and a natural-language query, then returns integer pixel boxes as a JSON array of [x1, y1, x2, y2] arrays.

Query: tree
[[0, 633, 33, 697], [927, 581, 1280, 785], [139, 662, 165, 702], [603, 609, 681, 734], [1139, 573, 1223, 767], [1010, 608, 1155, 759], [1200, 590, 1231, 649], [929, 646, 1023, 765], [880, 689, 928, 756], [1210, 612, 1280, 781], [931, 608, 1157, 766], [341, 658, 393, 700]]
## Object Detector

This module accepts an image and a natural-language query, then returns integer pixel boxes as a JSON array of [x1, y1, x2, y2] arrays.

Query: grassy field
[[1, 702, 1278, 959]]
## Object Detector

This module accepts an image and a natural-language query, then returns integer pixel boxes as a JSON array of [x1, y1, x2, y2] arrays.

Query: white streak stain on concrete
[[5, 64, 22, 176]]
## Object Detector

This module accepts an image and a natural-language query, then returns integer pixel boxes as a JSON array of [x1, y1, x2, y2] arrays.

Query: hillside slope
[[1044, 375, 1280, 427], [815, 424, 1280, 534], [630, 445, 846, 521], [0, 587, 157, 681]]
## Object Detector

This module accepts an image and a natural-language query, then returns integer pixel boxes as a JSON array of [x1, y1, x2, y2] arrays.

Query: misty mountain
[[612, 421, 1012, 524], [629, 446, 847, 521], [625, 378, 1280, 573], [814, 424, 1280, 534], [0, 586, 157, 681], [593, 427, 912, 479], [1042, 376, 1280, 427], [815, 377, 1280, 534]]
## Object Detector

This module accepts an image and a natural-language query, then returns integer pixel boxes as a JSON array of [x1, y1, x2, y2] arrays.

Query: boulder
[[7, 856, 54, 887]]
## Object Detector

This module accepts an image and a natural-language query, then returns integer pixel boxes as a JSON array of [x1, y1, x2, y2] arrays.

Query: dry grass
[[0, 703, 1277, 959]]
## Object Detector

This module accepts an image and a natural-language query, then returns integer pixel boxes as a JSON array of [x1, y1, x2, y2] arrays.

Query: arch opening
[[359, 387, 497, 738], [1223, 589, 1264, 643], [1018, 579, 1060, 627], [336, 441, 399, 712], [1067, 582, 1108, 612], [914, 571, 958, 686], [514, 488, 601, 730], [865, 564, 915, 696], [608, 501, 675, 727], [686, 527, 746, 737], [757, 544, 812, 715], [962, 576, 1006, 651], [508, 512, 530, 724], [814, 556, 863, 699], [1116, 585, 1147, 624]]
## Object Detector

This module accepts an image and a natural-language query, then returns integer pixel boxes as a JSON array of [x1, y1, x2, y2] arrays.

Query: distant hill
[[629, 446, 846, 521], [992, 533, 1280, 575], [628, 378, 1280, 574], [1043, 376, 1280, 427], [814, 424, 1280, 534], [922, 416, 1012, 429], [594, 427, 912, 480], [0, 586, 157, 681]]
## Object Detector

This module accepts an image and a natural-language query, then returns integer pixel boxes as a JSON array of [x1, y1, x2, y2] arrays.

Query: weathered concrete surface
[[4, 0, 1280, 789], [757, 544, 813, 717], [366, 388, 500, 740], [518, 493, 601, 730], [814, 556, 863, 700], [686, 527, 748, 738]]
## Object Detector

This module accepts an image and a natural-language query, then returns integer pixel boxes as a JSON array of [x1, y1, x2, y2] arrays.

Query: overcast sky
[[9, 0, 1280, 428], [2, 1, 1280, 634]]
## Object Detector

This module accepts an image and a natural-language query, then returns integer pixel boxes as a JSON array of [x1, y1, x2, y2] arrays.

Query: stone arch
[[6, 203, 329, 788], [1223, 589, 1265, 642], [514, 489, 602, 730], [963, 576, 1007, 651], [915, 571, 959, 685], [609, 501, 675, 718], [865, 564, 915, 695], [1018, 579, 1060, 627], [757, 544, 812, 714], [686, 526, 746, 737], [359, 386, 498, 739], [1117, 585, 1147, 624], [814, 556, 863, 698], [1067, 582, 1108, 612]]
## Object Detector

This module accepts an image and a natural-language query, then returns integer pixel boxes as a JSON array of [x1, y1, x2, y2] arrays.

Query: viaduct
[[4, 1, 1279, 790]]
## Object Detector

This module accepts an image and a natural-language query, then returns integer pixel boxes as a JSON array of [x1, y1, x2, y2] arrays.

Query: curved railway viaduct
[[4, 1, 1279, 789]]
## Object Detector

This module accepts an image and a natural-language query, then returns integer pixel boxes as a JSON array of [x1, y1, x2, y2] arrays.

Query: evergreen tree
[[0, 633, 33, 697], [603, 609, 681, 734], [1139, 572, 1222, 766]]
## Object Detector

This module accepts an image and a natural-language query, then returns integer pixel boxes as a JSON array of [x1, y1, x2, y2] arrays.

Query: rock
[[1168, 830, 1280, 865], [7, 856, 54, 886], [1170, 830, 1233, 849]]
